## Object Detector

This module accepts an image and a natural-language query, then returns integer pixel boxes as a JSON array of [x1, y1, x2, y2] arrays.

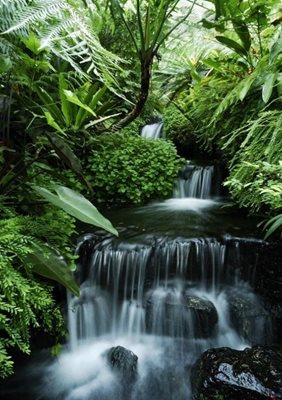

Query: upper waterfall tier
[[141, 122, 163, 139], [174, 164, 220, 199]]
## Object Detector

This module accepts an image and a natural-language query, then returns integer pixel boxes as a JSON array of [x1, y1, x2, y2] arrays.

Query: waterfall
[[5, 161, 274, 400], [44, 235, 271, 400], [174, 164, 216, 199], [141, 122, 163, 139]]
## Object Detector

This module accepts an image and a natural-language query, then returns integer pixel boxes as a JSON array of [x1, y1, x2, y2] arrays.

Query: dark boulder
[[191, 346, 282, 400], [145, 290, 218, 338], [106, 345, 138, 384], [228, 288, 272, 345]]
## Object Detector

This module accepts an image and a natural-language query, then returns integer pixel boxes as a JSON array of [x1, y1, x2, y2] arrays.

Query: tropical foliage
[[87, 133, 183, 205], [0, 205, 74, 378], [161, 0, 282, 235], [0, 0, 281, 380]]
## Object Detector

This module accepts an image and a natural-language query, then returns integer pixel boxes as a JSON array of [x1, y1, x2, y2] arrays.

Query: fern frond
[[3, 0, 67, 34], [1, 0, 122, 85]]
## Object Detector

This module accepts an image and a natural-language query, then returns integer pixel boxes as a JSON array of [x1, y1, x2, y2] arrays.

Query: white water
[[36, 232, 271, 400], [174, 165, 215, 199], [152, 197, 217, 211], [141, 122, 163, 139], [18, 161, 272, 400]]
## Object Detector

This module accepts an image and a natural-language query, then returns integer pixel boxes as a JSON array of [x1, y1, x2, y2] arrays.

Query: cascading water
[[2, 159, 274, 400], [174, 163, 216, 199], [141, 121, 163, 139], [31, 231, 271, 400]]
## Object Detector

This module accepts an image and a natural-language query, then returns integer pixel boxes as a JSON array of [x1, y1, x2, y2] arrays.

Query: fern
[[1, 0, 121, 85], [0, 205, 76, 378]]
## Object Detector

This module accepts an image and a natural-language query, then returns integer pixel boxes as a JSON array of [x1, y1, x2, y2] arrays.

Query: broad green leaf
[[262, 72, 277, 103], [201, 18, 225, 32], [21, 33, 42, 55], [46, 132, 82, 174], [34, 86, 65, 126], [44, 111, 66, 135], [33, 185, 118, 236], [75, 84, 105, 128], [214, 0, 225, 19], [26, 243, 79, 296], [63, 90, 96, 117], [239, 74, 256, 101], [232, 19, 251, 51], [215, 36, 248, 56]]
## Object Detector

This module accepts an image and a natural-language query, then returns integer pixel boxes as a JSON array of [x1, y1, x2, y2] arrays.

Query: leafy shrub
[[182, 73, 263, 158], [225, 161, 282, 212], [87, 133, 183, 205], [224, 110, 282, 214], [163, 103, 192, 142], [0, 205, 77, 378]]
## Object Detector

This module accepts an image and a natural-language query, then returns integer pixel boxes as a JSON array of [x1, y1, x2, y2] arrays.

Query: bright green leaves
[[63, 90, 97, 118], [86, 133, 183, 206], [33, 185, 118, 236], [35, 74, 109, 133], [262, 72, 278, 103], [21, 32, 43, 55]]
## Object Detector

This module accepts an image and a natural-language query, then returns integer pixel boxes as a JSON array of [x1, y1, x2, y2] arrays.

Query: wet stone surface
[[191, 345, 282, 400], [106, 345, 138, 384], [145, 291, 218, 338], [228, 288, 272, 345]]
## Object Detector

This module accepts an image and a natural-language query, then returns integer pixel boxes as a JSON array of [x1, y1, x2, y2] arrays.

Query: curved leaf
[[26, 244, 79, 296], [46, 132, 82, 174], [262, 72, 277, 104], [33, 185, 118, 236], [215, 36, 248, 56], [264, 214, 282, 239], [63, 90, 96, 117], [232, 19, 251, 51]]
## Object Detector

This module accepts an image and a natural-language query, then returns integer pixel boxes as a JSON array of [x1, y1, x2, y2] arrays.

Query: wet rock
[[107, 345, 138, 384], [145, 290, 218, 338], [228, 288, 272, 344], [191, 346, 282, 400]]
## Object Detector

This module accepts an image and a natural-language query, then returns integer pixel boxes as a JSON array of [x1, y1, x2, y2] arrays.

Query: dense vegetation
[[0, 0, 281, 378]]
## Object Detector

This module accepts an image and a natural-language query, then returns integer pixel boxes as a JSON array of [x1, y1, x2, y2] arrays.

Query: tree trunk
[[112, 56, 152, 130]]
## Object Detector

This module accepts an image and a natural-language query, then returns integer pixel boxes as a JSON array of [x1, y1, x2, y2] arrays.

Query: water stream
[[1, 163, 273, 400], [141, 122, 163, 139]]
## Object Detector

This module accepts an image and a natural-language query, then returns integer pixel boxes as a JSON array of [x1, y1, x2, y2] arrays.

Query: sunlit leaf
[[44, 111, 65, 135], [63, 90, 96, 117], [33, 185, 118, 236], [262, 72, 277, 103]]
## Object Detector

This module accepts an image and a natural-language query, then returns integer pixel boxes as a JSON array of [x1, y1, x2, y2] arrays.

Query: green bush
[[163, 103, 193, 144], [225, 161, 282, 213], [0, 205, 76, 378], [87, 133, 183, 205], [224, 110, 282, 214]]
